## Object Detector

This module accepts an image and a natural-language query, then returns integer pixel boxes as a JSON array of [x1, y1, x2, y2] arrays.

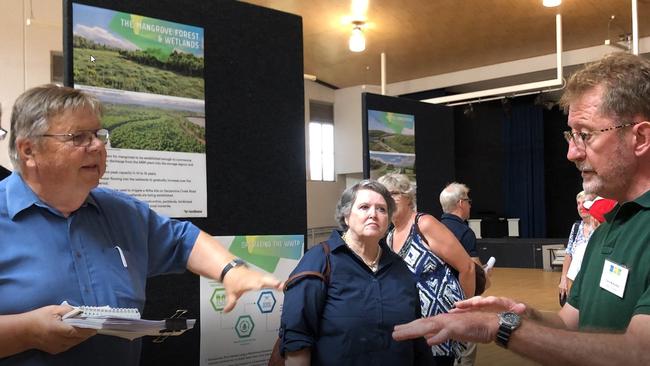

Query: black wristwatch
[[495, 312, 521, 348], [220, 258, 247, 282]]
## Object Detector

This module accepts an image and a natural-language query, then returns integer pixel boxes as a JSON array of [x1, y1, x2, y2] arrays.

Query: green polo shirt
[[568, 189, 650, 331]]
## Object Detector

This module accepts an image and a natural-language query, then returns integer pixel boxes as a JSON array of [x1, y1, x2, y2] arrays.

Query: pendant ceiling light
[[349, 21, 366, 52]]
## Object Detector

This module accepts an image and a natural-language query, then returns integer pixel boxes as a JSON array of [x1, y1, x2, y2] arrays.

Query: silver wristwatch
[[495, 312, 521, 348]]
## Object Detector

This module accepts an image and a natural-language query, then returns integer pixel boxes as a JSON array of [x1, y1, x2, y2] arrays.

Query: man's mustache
[[575, 162, 594, 172]]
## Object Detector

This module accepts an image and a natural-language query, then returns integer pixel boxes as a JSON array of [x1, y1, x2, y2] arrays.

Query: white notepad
[[68, 304, 141, 319], [61, 302, 195, 341]]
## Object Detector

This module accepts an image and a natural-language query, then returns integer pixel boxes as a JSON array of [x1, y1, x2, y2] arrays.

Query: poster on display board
[[367, 109, 416, 183], [200, 235, 304, 366], [69, 2, 207, 217]]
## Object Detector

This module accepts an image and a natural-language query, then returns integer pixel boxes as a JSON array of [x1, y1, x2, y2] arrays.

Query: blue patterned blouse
[[387, 213, 467, 357]]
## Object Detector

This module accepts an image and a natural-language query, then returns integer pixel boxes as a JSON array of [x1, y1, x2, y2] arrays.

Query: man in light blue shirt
[[0, 85, 282, 365]]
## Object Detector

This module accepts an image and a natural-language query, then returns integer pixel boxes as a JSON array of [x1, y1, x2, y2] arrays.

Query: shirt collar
[[329, 229, 399, 266], [631, 189, 650, 208], [5, 173, 98, 219], [602, 189, 650, 222], [441, 212, 465, 223], [328, 230, 348, 251]]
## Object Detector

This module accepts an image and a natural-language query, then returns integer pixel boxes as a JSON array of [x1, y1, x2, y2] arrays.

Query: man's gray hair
[[9, 84, 102, 172], [440, 182, 470, 213], [334, 179, 395, 231], [559, 52, 650, 122]]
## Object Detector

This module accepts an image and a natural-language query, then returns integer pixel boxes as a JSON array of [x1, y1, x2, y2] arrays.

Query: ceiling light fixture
[[349, 21, 366, 52], [351, 0, 369, 19], [543, 0, 561, 7]]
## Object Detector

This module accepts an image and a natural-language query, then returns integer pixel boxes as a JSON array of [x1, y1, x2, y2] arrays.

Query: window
[[309, 102, 334, 181]]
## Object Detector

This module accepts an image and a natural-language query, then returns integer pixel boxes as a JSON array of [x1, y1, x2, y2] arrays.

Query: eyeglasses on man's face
[[563, 122, 638, 149], [39, 128, 109, 147], [460, 198, 472, 204]]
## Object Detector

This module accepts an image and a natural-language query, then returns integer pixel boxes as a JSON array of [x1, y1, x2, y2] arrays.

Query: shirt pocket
[[102, 246, 146, 308]]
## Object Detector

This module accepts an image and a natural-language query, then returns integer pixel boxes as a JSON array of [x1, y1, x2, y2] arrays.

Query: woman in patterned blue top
[[379, 174, 476, 366]]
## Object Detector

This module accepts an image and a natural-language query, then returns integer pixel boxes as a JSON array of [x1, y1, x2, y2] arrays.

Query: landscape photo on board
[[368, 109, 416, 182], [72, 3, 205, 153]]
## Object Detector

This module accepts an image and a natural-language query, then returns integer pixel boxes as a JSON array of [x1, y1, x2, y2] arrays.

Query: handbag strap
[[568, 220, 581, 246], [283, 241, 331, 291], [413, 212, 429, 244]]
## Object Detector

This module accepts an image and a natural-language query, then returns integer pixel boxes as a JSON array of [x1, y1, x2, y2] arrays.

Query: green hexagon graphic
[[235, 315, 254, 338], [210, 287, 227, 312]]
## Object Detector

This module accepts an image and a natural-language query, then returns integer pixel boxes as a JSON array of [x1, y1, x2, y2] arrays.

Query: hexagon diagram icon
[[256, 291, 276, 313], [235, 315, 255, 338], [210, 287, 227, 312]]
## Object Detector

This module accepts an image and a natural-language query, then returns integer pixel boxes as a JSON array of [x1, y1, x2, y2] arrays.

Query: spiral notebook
[[61, 302, 195, 341], [68, 305, 141, 319]]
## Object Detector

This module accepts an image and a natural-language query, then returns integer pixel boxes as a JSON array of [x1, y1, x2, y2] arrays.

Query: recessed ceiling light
[[543, 0, 561, 7]]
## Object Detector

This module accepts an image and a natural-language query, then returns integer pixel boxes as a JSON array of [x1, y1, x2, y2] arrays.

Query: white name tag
[[599, 259, 629, 298]]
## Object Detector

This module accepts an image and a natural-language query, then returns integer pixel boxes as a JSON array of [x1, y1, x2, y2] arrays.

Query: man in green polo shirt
[[392, 52, 650, 364]]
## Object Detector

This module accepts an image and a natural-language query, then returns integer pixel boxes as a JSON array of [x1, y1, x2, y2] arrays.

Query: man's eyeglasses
[[39, 128, 109, 147], [461, 198, 472, 204], [563, 122, 638, 149]]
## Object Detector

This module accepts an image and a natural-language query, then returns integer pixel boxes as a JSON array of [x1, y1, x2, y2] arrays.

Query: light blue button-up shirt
[[0, 172, 200, 365]]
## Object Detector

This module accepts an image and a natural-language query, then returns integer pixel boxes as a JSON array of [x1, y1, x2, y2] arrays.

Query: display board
[[367, 109, 416, 182], [65, 1, 306, 365], [70, 2, 207, 218], [200, 235, 303, 365], [363, 93, 455, 217]]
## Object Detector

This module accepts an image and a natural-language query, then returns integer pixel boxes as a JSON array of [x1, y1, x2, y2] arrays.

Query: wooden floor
[[474, 268, 562, 366]]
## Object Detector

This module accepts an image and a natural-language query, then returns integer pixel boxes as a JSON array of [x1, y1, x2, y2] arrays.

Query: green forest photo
[[73, 37, 204, 100], [103, 103, 205, 153]]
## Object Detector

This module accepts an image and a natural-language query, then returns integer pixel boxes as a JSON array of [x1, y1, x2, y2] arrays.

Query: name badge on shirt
[[599, 259, 629, 298]]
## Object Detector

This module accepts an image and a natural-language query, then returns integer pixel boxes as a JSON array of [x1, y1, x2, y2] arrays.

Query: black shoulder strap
[[568, 220, 581, 245], [414, 212, 429, 244], [283, 241, 331, 291]]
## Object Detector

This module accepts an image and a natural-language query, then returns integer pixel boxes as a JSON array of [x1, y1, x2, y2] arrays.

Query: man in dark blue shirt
[[439, 182, 478, 259]]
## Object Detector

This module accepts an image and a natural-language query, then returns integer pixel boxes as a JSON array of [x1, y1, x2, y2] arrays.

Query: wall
[[304, 83, 381, 229], [0, 0, 63, 170], [304, 80, 342, 228], [334, 84, 380, 174]]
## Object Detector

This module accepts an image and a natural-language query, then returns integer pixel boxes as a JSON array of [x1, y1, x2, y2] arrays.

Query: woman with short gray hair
[[279, 179, 433, 365], [334, 179, 396, 230]]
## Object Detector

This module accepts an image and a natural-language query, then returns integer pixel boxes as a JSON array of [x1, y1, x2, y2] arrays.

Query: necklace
[[342, 231, 382, 272]]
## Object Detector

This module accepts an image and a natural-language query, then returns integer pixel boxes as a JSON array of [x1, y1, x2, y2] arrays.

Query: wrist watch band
[[220, 258, 247, 282], [495, 311, 521, 348]]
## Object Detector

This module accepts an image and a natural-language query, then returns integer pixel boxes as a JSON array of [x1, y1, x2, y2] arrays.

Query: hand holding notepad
[[60, 302, 195, 341]]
